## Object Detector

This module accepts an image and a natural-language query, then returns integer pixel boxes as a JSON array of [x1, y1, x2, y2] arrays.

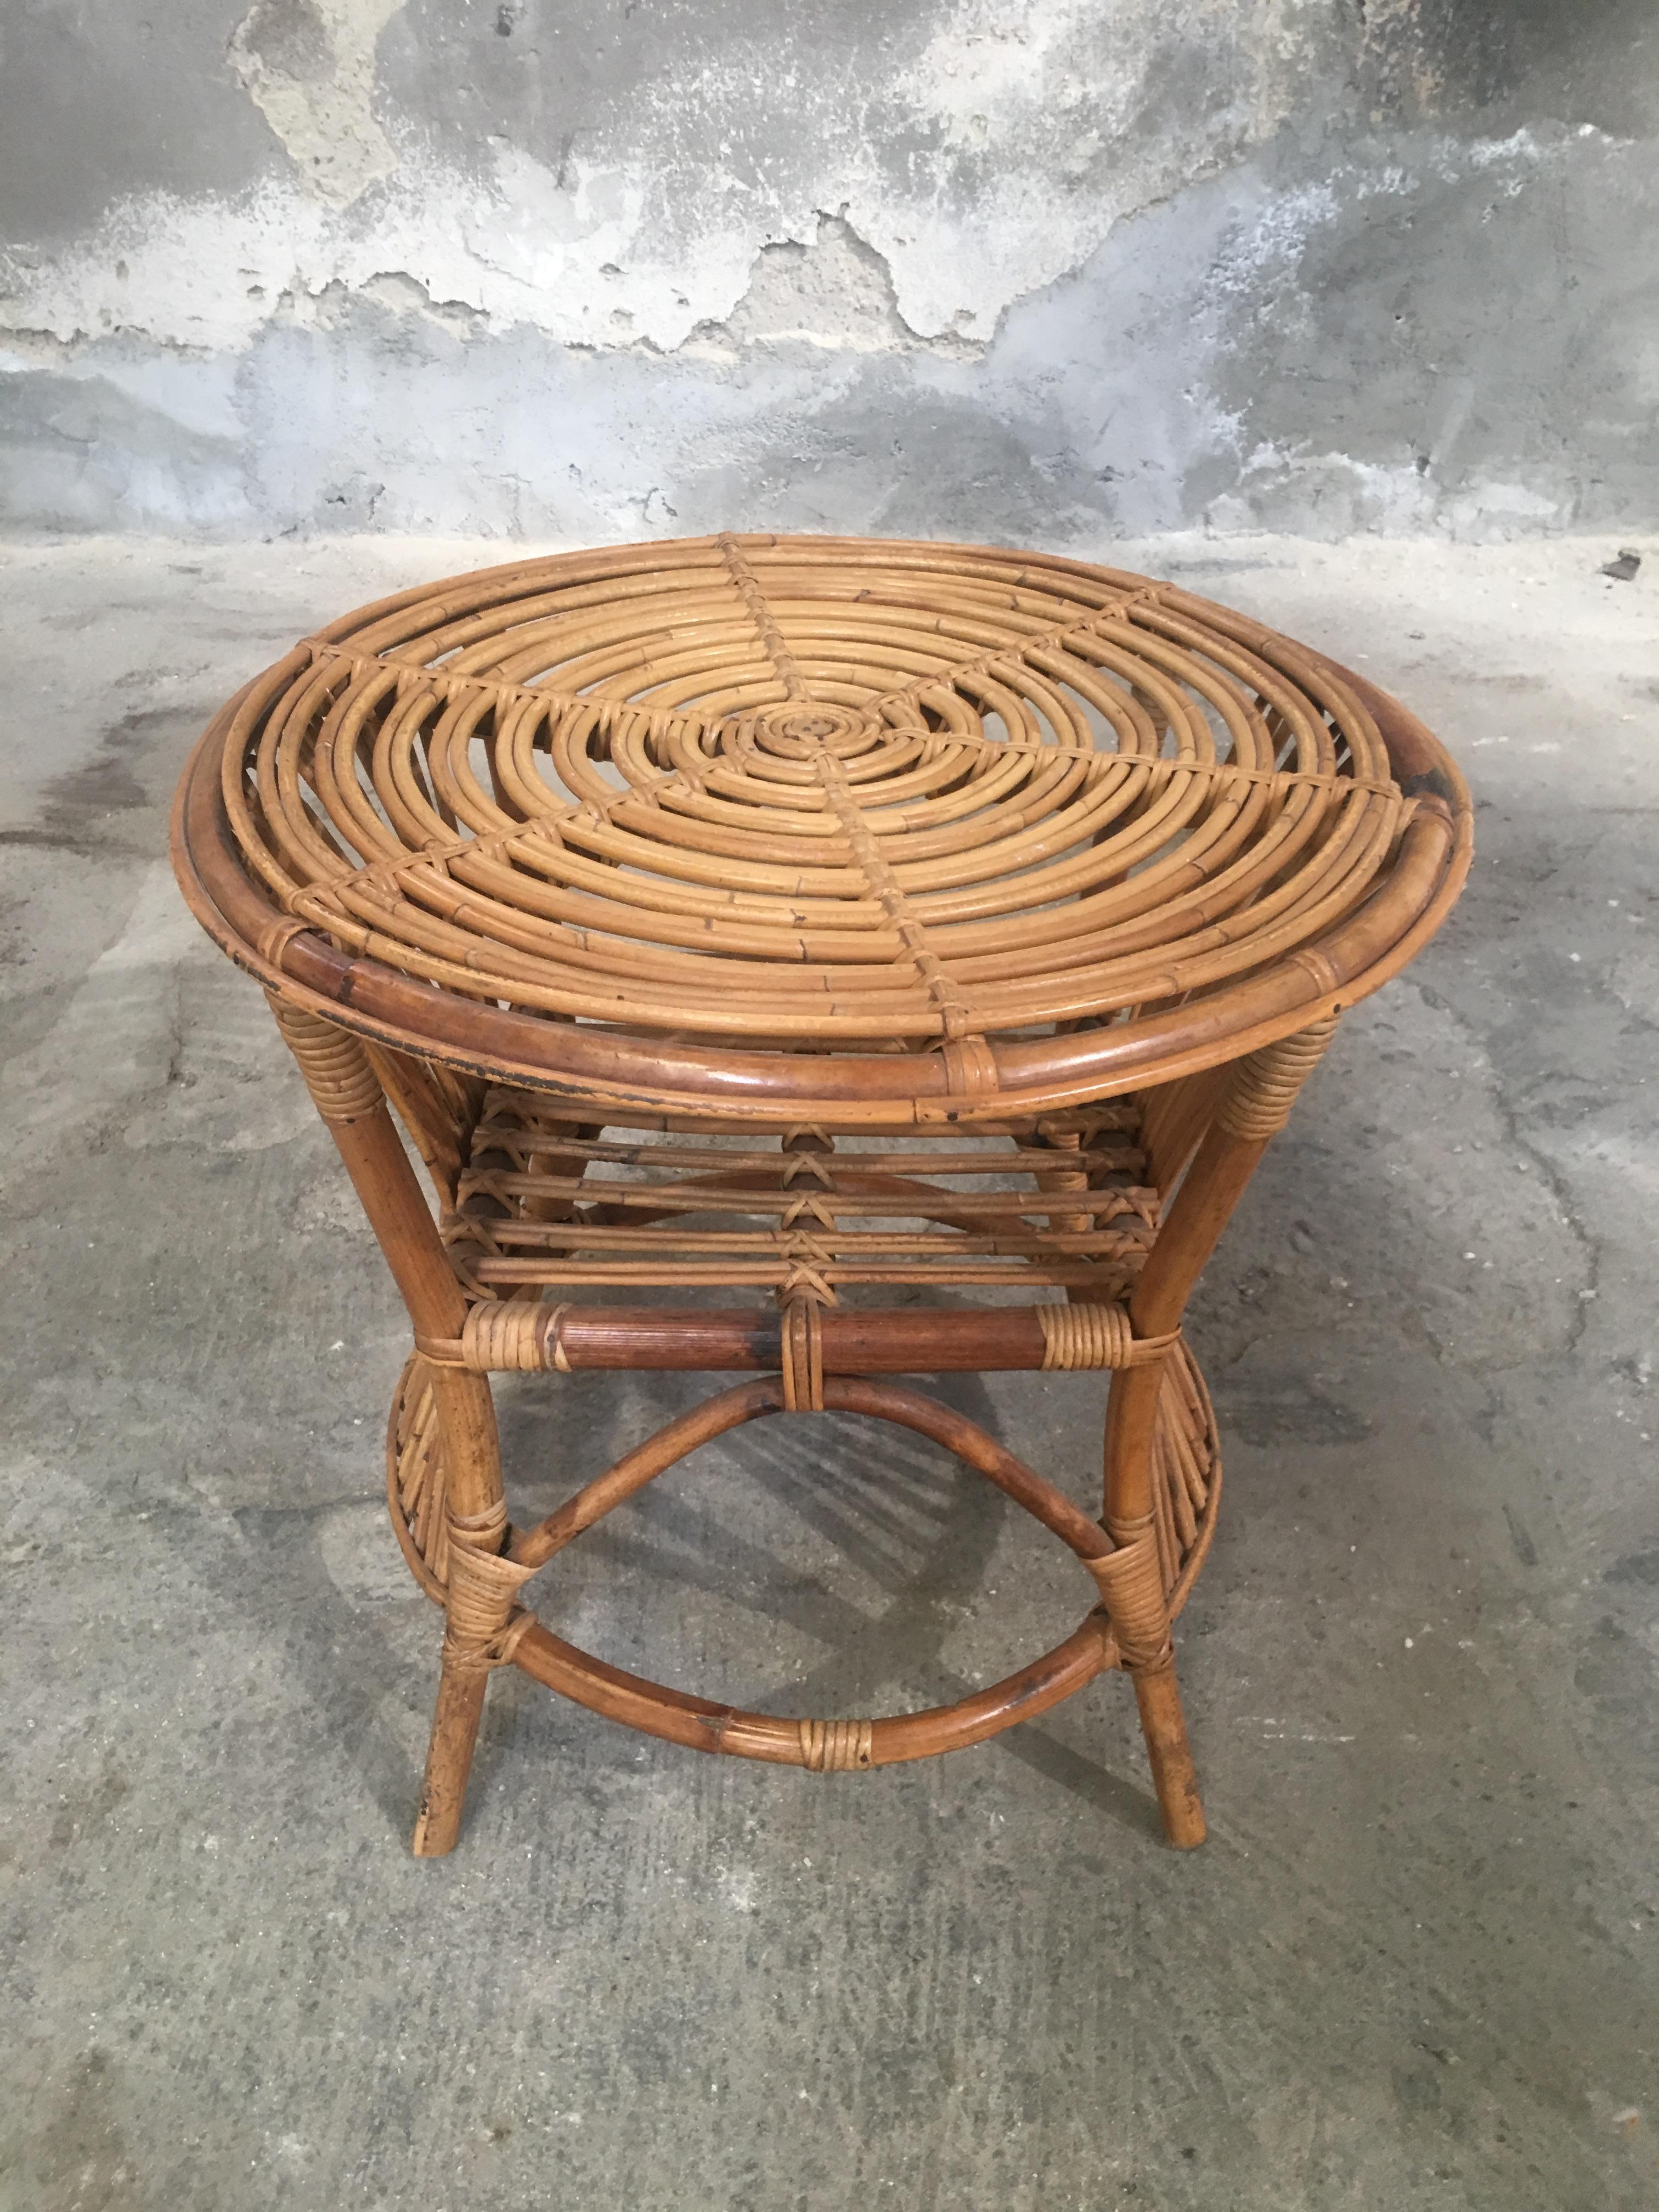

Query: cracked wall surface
[[1, 0, 1656, 539]]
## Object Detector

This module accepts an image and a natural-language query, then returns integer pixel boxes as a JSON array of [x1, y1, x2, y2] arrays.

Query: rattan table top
[[172, 532, 1470, 1126]]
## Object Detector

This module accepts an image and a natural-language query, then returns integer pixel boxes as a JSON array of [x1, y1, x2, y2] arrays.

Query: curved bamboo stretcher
[[172, 531, 1470, 1854]]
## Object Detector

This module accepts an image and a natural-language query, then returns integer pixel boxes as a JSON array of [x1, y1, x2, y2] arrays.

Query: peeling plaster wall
[[1, 0, 1655, 540]]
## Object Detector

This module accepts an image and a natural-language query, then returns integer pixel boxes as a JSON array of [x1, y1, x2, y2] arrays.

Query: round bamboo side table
[[172, 532, 1470, 1855]]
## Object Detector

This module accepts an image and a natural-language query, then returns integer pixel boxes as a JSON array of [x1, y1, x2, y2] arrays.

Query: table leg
[[1103, 1362, 1206, 1847], [268, 997, 511, 1856], [1103, 1017, 1342, 1846]]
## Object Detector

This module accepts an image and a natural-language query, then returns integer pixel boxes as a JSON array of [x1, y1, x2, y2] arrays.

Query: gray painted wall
[[2, 0, 1655, 542]]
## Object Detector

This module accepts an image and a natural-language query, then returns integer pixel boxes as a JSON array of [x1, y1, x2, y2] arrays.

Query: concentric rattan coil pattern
[[175, 533, 1470, 1122]]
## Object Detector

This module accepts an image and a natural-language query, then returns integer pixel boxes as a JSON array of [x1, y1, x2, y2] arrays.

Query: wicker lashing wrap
[[778, 1297, 825, 1412], [797, 1718, 876, 1772], [1215, 1016, 1341, 1143], [1085, 1516, 1175, 1673], [1037, 1301, 1176, 1370], [459, 1299, 571, 1373], [441, 1503, 537, 1675], [267, 993, 381, 1123]]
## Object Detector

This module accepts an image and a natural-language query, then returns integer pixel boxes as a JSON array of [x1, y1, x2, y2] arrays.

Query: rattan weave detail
[[189, 534, 1460, 1115]]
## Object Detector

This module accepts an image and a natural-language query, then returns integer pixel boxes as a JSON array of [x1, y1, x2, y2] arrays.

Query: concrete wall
[[2, 0, 1655, 543]]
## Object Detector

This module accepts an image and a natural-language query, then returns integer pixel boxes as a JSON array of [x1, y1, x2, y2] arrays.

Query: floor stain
[[4, 2049, 142, 2212]]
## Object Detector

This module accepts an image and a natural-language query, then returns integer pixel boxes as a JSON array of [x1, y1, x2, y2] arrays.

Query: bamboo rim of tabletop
[[172, 531, 1471, 1125]]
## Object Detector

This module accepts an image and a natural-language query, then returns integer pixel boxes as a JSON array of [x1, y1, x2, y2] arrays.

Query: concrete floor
[[0, 533, 1655, 2212]]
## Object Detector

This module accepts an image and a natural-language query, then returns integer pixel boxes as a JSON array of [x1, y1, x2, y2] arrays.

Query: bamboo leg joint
[[442, 1508, 539, 1675], [1214, 1015, 1340, 1143], [267, 994, 383, 1123], [1086, 1521, 1175, 1673]]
